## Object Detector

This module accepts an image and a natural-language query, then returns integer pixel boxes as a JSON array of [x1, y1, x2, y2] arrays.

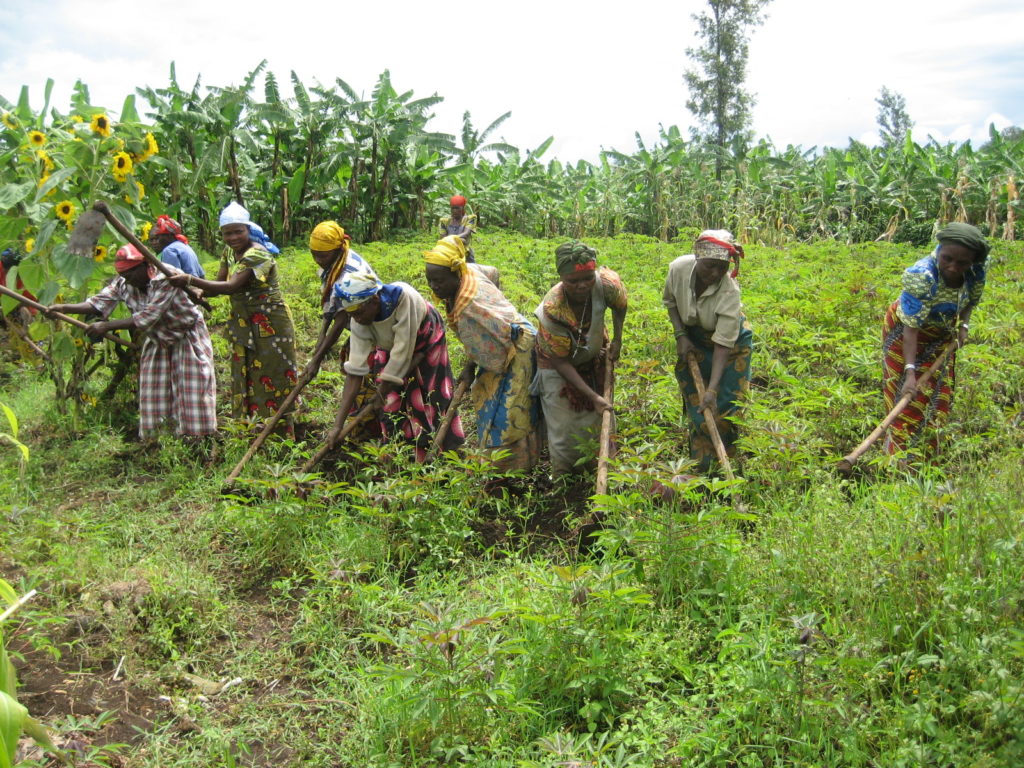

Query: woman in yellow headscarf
[[309, 221, 378, 321], [424, 235, 539, 471]]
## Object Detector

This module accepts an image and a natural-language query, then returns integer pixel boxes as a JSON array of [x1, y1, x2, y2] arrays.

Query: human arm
[[48, 301, 101, 317], [667, 305, 695, 359], [608, 305, 626, 362], [700, 343, 732, 410], [899, 325, 920, 397], [549, 354, 611, 413], [333, 372, 367, 432], [957, 307, 974, 348], [167, 268, 253, 296]]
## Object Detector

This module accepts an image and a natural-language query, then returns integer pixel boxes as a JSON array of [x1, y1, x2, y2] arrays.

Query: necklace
[[569, 292, 591, 356]]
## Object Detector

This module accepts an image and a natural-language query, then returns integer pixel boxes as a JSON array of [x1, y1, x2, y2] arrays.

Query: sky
[[0, 0, 1021, 162]]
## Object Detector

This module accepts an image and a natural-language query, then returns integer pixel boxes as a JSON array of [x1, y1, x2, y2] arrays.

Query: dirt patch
[[11, 635, 168, 755]]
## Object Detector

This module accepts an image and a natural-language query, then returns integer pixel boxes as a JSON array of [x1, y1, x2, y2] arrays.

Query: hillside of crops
[[1, 68, 1023, 766], [1, 224, 1022, 766]]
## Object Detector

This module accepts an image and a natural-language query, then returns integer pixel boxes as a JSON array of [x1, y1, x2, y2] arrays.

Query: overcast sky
[[1, 0, 1021, 162]]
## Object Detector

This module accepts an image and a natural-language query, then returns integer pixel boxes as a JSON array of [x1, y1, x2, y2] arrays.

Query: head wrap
[[336, 265, 383, 310], [308, 221, 351, 253], [936, 222, 990, 261], [151, 215, 189, 244], [694, 229, 744, 278], [114, 243, 147, 273], [555, 241, 598, 276], [218, 201, 280, 255], [450, 195, 467, 206], [423, 235, 469, 275], [1, 248, 21, 270]]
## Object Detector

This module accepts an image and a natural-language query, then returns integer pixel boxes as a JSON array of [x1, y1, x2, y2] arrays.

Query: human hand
[[699, 388, 717, 412], [900, 371, 918, 398], [85, 321, 109, 340], [48, 303, 68, 315], [675, 335, 694, 360], [592, 394, 613, 413], [167, 273, 190, 288], [957, 325, 969, 348], [608, 338, 622, 362]]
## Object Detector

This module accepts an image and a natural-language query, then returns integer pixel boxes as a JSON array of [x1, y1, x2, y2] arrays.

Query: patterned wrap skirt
[[471, 331, 540, 471], [674, 320, 753, 473], [364, 305, 465, 462], [881, 300, 956, 454]]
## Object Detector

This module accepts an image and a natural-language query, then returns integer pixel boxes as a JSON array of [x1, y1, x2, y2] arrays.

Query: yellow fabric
[[309, 221, 349, 251], [423, 235, 469, 275], [449, 266, 478, 324]]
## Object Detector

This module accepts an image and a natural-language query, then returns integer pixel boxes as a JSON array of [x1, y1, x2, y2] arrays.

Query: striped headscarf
[[336, 265, 383, 310]]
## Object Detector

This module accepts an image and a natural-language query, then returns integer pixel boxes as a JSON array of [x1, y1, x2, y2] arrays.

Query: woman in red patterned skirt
[[882, 223, 989, 456]]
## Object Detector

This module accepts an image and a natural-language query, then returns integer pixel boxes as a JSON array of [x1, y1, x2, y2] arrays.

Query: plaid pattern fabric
[[89, 271, 217, 436]]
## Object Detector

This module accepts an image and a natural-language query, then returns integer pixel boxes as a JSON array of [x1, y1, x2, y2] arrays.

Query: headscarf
[[694, 229, 744, 278], [336, 265, 383, 310], [450, 195, 467, 206], [151, 215, 189, 245], [114, 243, 147, 273], [555, 241, 597, 276], [936, 222, 990, 261], [423, 235, 469, 275], [310, 221, 353, 305], [218, 201, 280, 255]]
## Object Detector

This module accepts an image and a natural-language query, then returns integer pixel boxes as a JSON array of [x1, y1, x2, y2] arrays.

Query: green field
[[1, 229, 1022, 766]]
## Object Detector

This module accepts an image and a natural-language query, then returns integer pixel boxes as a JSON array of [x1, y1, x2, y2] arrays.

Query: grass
[[0, 228, 1022, 766]]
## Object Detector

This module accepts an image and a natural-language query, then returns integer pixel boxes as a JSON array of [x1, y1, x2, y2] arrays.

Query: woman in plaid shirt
[[51, 244, 217, 439]]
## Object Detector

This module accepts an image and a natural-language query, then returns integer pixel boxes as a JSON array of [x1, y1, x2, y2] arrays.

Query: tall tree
[[684, 0, 771, 179], [875, 86, 913, 149]]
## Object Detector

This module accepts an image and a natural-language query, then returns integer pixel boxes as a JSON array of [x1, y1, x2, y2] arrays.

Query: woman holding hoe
[[534, 241, 627, 477], [329, 264, 464, 462], [51, 244, 217, 441], [424, 235, 539, 471], [663, 229, 752, 473], [169, 202, 297, 427], [881, 223, 988, 456]]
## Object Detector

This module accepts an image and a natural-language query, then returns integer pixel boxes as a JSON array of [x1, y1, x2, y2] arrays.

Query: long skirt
[[675, 322, 753, 473], [881, 301, 956, 455], [364, 306, 464, 462], [138, 326, 217, 438], [472, 338, 539, 471], [230, 304, 298, 425], [534, 351, 607, 475]]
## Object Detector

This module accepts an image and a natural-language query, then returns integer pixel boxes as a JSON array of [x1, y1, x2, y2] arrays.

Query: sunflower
[[2, 113, 17, 130], [90, 113, 112, 137], [144, 132, 159, 158], [111, 151, 133, 181], [36, 149, 54, 171], [28, 130, 46, 147], [70, 115, 84, 125], [24, 238, 35, 254], [94, 245, 108, 262], [140, 221, 152, 241], [55, 199, 77, 223], [123, 180, 145, 204]]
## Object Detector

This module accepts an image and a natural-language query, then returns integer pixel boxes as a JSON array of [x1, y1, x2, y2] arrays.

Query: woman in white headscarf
[[663, 229, 752, 473], [169, 202, 298, 427]]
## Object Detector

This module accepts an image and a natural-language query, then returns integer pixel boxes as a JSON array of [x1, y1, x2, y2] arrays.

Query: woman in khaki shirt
[[663, 229, 752, 473]]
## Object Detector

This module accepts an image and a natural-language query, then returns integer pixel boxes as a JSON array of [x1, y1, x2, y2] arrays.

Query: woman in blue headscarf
[[327, 265, 464, 462], [169, 202, 297, 426]]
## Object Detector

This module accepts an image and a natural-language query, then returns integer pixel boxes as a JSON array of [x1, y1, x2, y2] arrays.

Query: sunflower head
[[145, 132, 159, 158], [25, 238, 35, 254], [28, 130, 46, 147], [140, 222, 152, 241], [111, 151, 133, 182], [2, 113, 18, 130], [55, 200, 77, 223], [94, 245, 108, 262], [90, 113, 112, 137]]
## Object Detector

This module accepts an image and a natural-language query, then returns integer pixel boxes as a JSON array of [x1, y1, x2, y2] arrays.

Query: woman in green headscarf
[[882, 223, 989, 456], [533, 241, 627, 476]]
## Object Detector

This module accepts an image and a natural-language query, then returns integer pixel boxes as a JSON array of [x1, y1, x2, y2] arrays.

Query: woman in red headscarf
[[663, 229, 752, 473], [50, 245, 217, 439], [148, 215, 205, 277], [440, 194, 477, 263]]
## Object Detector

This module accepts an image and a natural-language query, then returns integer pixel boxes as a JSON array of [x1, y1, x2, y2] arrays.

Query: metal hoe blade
[[67, 209, 107, 257]]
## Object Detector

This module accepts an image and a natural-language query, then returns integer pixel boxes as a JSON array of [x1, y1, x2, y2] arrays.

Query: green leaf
[[0, 689, 27, 768], [106, 201, 137, 236], [0, 182, 35, 210], [1, 405, 18, 438], [33, 218, 58, 253], [15, 260, 42, 294], [287, 164, 307, 206], [120, 94, 139, 123], [0, 580, 16, 607], [21, 716, 70, 766], [34, 167, 76, 204]]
